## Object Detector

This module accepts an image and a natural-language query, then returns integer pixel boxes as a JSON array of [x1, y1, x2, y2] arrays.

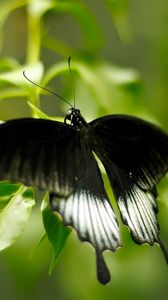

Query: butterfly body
[[64, 108, 86, 127], [0, 109, 168, 284]]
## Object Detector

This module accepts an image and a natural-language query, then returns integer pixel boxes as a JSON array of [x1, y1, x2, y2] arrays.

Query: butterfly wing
[[50, 144, 121, 284], [0, 118, 82, 197], [0, 118, 121, 283], [90, 115, 168, 259], [90, 115, 168, 188]]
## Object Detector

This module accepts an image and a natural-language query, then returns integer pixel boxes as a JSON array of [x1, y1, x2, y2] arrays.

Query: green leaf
[[70, 60, 140, 114], [0, 181, 22, 209], [41, 194, 71, 275], [0, 180, 21, 197], [0, 185, 35, 251], [27, 101, 51, 119], [27, 102, 64, 122], [0, 57, 20, 72], [42, 60, 70, 86], [0, 62, 44, 87], [0, 88, 27, 101], [44, 59, 140, 118]]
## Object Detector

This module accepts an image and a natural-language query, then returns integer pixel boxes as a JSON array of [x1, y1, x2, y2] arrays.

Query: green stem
[[26, 2, 43, 115], [26, 6, 41, 64], [28, 92, 40, 118]]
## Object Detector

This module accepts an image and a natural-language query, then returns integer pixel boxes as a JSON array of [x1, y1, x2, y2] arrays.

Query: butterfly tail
[[96, 250, 111, 285]]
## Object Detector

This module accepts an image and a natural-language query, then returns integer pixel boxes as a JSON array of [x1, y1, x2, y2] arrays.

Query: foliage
[[0, 0, 168, 300], [0, 182, 34, 250]]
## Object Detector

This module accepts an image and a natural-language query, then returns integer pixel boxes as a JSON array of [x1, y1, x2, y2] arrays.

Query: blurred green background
[[0, 0, 168, 299]]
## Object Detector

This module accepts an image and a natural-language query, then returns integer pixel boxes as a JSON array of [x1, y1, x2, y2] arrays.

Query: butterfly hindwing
[[50, 144, 121, 284], [101, 163, 168, 261], [105, 165, 159, 245], [0, 118, 82, 197]]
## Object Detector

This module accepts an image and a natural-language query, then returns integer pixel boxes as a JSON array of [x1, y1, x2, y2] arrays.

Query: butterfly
[[0, 105, 168, 284]]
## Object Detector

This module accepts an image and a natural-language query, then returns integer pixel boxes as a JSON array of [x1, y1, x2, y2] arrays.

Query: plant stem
[[26, 11, 41, 64], [28, 92, 40, 118]]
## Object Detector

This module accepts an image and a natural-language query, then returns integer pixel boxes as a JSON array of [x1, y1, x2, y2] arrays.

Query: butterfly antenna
[[68, 56, 76, 108], [23, 71, 73, 108]]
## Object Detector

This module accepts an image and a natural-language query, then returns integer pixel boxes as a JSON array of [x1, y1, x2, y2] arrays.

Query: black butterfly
[[0, 106, 168, 284]]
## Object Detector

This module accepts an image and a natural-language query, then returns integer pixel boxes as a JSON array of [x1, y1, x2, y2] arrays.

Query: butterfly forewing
[[90, 115, 168, 189], [0, 118, 82, 197]]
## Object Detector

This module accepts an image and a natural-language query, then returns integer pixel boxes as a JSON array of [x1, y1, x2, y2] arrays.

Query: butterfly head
[[65, 108, 86, 127]]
